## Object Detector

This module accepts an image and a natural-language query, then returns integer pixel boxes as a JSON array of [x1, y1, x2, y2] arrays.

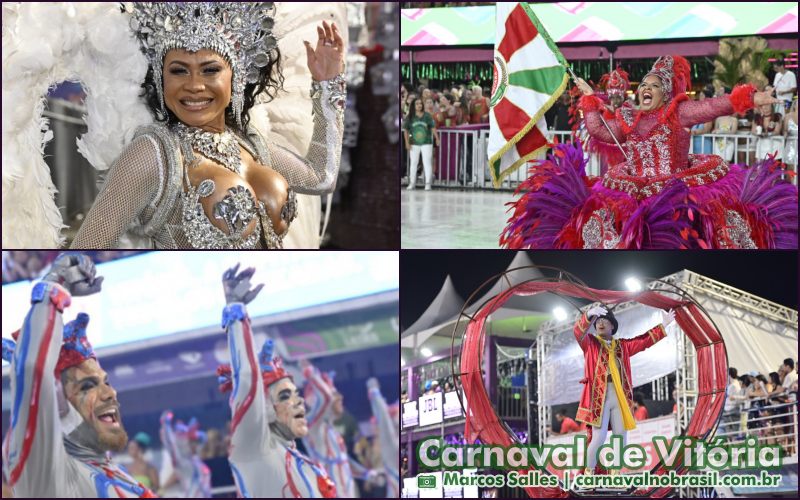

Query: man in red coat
[[573, 305, 674, 474]]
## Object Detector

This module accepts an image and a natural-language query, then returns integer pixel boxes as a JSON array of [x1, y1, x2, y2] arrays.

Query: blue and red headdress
[[8, 312, 96, 377], [55, 313, 96, 377], [175, 417, 207, 444], [217, 338, 291, 393], [259, 338, 292, 387]]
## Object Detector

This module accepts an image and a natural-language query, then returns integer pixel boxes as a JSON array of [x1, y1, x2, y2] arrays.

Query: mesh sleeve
[[678, 96, 736, 128], [579, 96, 625, 145], [267, 76, 345, 195], [70, 135, 162, 249]]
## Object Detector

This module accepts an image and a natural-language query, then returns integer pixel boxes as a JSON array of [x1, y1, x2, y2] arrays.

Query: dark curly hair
[[405, 98, 423, 122], [141, 47, 284, 133]]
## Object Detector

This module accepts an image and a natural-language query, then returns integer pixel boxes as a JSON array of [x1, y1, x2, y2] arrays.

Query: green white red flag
[[488, 3, 569, 187]]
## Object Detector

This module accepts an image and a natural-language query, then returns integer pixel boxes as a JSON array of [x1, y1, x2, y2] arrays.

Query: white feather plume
[[2, 2, 151, 248], [248, 2, 348, 249], [3, 2, 346, 249]]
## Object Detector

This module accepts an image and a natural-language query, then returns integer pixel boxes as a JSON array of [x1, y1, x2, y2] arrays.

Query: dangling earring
[[230, 71, 245, 130], [154, 64, 167, 119], [232, 87, 244, 129]]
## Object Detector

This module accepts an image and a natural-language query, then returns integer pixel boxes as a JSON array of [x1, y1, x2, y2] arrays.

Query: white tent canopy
[[463, 251, 582, 316], [402, 275, 464, 345], [402, 252, 584, 352]]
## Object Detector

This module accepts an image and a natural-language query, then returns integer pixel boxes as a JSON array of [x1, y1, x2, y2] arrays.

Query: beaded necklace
[[175, 123, 242, 174]]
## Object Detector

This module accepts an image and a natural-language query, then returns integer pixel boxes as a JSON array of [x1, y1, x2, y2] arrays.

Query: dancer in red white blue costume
[[2, 253, 157, 498], [301, 361, 380, 497], [158, 411, 211, 498], [366, 377, 399, 497], [219, 264, 336, 498]]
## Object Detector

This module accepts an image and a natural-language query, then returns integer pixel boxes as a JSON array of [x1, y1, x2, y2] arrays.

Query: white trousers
[[586, 382, 628, 468], [409, 144, 433, 186]]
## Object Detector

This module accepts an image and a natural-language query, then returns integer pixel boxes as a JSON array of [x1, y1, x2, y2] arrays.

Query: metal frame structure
[[447, 263, 796, 498]]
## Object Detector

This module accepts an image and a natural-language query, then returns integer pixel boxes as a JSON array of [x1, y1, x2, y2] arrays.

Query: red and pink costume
[[503, 55, 798, 249]]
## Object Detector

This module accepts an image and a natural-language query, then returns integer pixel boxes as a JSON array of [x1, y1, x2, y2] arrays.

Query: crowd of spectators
[[402, 83, 491, 129], [2, 251, 147, 285], [419, 376, 454, 396], [402, 81, 796, 187], [722, 360, 798, 455], [549, 358, 797, 457]]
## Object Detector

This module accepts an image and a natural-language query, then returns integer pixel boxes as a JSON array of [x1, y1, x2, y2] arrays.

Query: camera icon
[[417, 475, 436, 488]]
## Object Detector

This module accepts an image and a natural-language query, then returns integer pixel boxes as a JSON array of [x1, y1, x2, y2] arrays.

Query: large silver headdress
[[124, 2, 278, 128]]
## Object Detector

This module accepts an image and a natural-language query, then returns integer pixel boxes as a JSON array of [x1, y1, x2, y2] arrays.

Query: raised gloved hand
[[661, 309, 676, 328], [222, 263, 264, 305], [43, 253, 103, 296], [586, 305, 607, 318], [367, 377, 380, 391], [160, 410, 174, 427]]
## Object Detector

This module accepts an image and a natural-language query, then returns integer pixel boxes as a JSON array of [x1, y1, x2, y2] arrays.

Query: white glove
[[43, 253, 104, 296], [222, 263, 264, 305], [661, 309, 676, 328], [587, 305, 607, 318]]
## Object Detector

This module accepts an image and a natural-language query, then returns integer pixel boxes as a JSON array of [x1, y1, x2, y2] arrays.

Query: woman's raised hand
[[753, 91, 779, 107], [574, 77, 593, 96], [304, 20, 345, 81]]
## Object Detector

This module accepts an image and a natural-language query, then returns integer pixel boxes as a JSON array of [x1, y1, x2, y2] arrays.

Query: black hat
[[590, 309, 618, 335]]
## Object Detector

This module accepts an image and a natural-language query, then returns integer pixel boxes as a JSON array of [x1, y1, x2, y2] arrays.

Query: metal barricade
[[430, 128, 482, 187], [485, 130, 603, 189], [497, 386, 528, 420], [412, 130, 798, 189], [690, 132, 796, 185], [715, 396, 798, 458], [688, 132, 759, 162]]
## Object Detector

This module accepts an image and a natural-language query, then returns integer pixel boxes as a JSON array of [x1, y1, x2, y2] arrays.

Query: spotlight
[[625, 277, 643, 292], [553, 307, 567, 321], [420, 347, 432, 357]]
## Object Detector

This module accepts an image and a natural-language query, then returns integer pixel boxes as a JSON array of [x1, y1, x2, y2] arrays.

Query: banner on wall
[[419, 392, 444, 427], [403, 401, 419, 428], [402, 3, 799, 46]]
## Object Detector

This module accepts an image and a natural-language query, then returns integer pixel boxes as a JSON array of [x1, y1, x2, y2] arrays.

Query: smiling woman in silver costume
[[71, 3, 346, 249]]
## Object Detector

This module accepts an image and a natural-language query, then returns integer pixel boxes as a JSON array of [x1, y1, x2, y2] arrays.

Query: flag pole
[[564, 64, 630, 161]]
